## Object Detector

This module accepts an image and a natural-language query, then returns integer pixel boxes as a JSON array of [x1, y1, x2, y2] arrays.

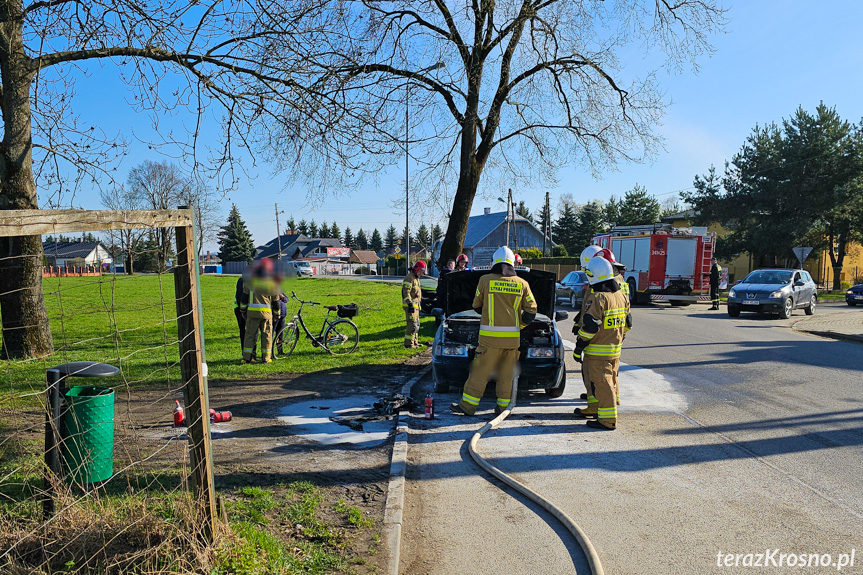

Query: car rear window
[[574, 271, 588, 282], [743, 271, 793, 284]]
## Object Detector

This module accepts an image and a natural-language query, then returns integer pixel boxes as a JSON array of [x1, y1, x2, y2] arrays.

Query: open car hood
[[439, 269, 556, 318]]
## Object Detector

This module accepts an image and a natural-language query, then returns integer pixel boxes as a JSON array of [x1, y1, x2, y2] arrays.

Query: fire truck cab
[[592, 224, 717, 305]]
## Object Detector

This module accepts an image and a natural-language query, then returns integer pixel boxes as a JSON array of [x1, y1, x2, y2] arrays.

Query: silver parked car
[[727, 269, 817, 319]]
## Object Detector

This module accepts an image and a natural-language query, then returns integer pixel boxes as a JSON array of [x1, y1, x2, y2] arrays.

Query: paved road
[[401, 303, 863, 575]]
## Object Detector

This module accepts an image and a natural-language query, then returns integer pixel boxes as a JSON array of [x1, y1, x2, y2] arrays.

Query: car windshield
[[743, 271, 793, 284]]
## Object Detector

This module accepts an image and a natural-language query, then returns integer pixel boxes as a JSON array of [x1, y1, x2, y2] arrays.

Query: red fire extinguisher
[[425, 394, 434, 420], [173, 400, 185, 427], [211, 410, 232, 423]]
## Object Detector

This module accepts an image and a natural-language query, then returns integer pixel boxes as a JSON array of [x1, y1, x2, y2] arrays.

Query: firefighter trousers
[[710, 283, 720, 308], [580, 355, 599, 414], [404, 309, 419, 348], [235, 308, 256, 358], [586, 356, 619, 428], [243, 314, 273, 361], [459, 345, 520, 415]]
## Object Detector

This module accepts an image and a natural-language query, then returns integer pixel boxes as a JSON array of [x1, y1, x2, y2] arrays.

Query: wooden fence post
[[174, 221, 217, 542]]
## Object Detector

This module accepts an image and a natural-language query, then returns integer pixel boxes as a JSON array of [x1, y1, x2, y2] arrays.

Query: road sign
[[395, 247, 401, 254], [792, 246, 813, 267]]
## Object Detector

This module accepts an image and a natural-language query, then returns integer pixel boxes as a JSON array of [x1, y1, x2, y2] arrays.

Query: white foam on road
[[277, 395, 394, 448], [564, 339, 688, 413]]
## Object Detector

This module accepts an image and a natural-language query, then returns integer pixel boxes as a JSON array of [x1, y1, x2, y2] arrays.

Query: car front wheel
[[545, 368, 566, 398], [727, 304, 740, 318], [804, 295, 816, 315], [778, 297, 793, 319]]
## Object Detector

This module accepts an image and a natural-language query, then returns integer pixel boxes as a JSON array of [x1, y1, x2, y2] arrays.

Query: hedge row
[[522, 257, 580, 266]]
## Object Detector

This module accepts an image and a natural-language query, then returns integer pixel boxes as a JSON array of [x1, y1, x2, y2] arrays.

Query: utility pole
[[505, 188, 512, 247], [543, 192, 550, 256], [274, 203, 282, 259], [405, 93, 410, 276]]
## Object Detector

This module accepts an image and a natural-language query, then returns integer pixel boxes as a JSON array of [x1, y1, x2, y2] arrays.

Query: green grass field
[[1, 274, 435, 399]]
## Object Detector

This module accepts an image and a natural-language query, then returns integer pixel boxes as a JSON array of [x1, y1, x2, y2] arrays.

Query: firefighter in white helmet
[[573, 257, 632, 430], [451, 246, 537, 416], [596, 247, 629, 406], [573, 245, 603, 407]]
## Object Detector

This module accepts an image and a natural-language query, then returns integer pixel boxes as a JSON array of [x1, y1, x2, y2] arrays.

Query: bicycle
[[273, 292, 359, 358]]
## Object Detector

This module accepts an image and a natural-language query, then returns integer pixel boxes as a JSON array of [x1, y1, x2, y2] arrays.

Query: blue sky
[[51, 1, 863, 251]]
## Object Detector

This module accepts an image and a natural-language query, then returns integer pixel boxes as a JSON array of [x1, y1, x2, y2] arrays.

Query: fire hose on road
[[466, 373, 606, 575]]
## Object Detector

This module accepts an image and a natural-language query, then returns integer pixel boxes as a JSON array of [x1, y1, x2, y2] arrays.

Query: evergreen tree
[[384, 225, 399, 250], [573, 200, 606, 252], [515, 200, 531, 219], [431, 224, 443, 242], [309, 220, 318, 237], [370, 228, 384, 252], [319, 221, 330, 238], [330, 221, 341, 242], [344, 227, 355, 248], [552, 202, 579, 257], [286, 215, 297, 233], [536, 201, 553, 245], [606, 185, 660, 226], [297, 219, 309, 236], [414, 224, 431, 247], [216, 204, 255, 263], [356, 229, 369, 250]]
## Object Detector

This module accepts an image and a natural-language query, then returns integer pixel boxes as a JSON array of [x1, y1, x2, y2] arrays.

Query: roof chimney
[[484, 207, 491, 215]]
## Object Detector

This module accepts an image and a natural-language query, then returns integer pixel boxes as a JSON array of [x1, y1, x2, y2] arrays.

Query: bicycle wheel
[[274, 322, 299, 358], [323, 320, 359, 355]]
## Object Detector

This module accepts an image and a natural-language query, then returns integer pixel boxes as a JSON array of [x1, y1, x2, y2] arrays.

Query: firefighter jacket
[[615, 273, 629, 297], [402, 271, 421, 311], [240, 277, 280, 318], [473, 273, 538, 349], [710, 263, 722, 286], [577, 289, 631, 358]]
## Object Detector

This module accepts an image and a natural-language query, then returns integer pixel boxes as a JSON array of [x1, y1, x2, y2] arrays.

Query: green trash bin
[[62, 385, 115, 484]]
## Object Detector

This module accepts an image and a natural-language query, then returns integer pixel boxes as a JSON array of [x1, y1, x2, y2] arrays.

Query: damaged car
[[431, 268, 568, 397]]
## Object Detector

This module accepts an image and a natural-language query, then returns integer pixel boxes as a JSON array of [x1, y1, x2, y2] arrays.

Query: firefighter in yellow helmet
[[573, 257, 632, 430], [402, 261, 426, 348], [451, 246, 538, 416], [240, 258, 280, 364]]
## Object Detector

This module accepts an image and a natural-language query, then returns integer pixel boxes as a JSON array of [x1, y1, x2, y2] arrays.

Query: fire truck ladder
[[699, 236, 716, 297]]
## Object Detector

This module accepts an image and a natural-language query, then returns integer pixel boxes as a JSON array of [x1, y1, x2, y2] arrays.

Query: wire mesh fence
[[0, 209, 217, 574]]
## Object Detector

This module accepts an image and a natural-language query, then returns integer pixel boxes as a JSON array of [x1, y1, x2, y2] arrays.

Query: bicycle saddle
[[324, 305, 339, 311]]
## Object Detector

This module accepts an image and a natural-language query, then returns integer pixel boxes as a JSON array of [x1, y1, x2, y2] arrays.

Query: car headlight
[[439, 344, 468, 357], [848, 290, 854, 295], [728, 289, 736, 298], [527, 347, 554, 359], [769, 291, 784, 298]]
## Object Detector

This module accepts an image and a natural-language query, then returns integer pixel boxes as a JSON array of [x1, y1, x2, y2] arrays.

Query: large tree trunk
[[438, 122, 484, 269], [0, 2, 53, 358]]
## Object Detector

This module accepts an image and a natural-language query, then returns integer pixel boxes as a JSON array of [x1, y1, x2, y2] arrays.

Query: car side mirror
[[554, 310, 569, 322], [793, 280, 805, 287], [432, 308, 444, 319]]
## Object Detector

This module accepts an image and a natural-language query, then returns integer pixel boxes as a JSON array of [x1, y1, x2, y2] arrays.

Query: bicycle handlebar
[[290, 291, 321, 306]]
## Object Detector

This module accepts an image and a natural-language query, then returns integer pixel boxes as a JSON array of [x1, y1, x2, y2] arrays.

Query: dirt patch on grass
[[1, 353, 432, 573]]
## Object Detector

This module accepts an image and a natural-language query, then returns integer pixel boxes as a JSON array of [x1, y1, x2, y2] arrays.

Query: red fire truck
[[592, 224, 717, 305]]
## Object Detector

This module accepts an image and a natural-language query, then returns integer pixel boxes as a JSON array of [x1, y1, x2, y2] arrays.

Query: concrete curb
[[382, 365, 432, 575], [793, 328, 863, 344]]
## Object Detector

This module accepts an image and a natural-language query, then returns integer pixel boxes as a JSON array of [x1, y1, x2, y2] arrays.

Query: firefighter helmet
[[596, 248, 617, 263], [492, 246, 515, 266], [580, 245, 602, 268], [456, 254, 469, 264], [584, 256, 615, 285], [412, 260, 427, 274], [514, 253, 523, 266], [252, 258, 274, 278]]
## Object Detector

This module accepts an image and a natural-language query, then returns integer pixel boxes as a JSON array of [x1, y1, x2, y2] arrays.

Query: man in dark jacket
[[273, 292, 288, 355], [235, 274, 256, 360], [709, 258, 722, 310]]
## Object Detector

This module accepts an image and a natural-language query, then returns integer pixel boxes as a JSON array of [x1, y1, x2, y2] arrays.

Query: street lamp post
[[406, 62, 445, 275]]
